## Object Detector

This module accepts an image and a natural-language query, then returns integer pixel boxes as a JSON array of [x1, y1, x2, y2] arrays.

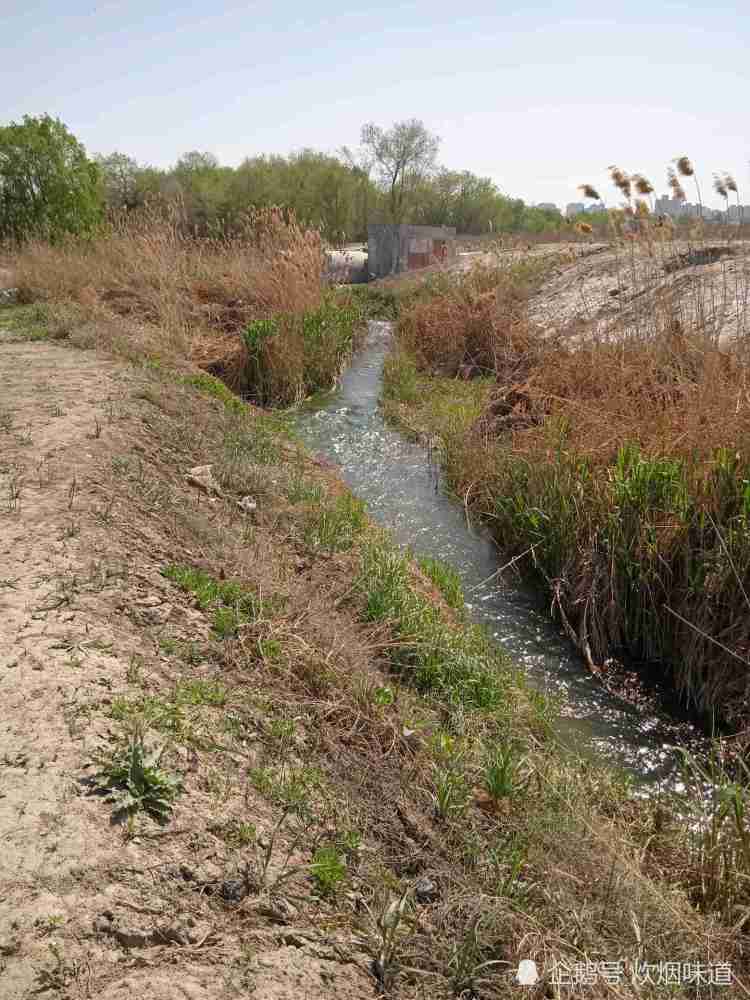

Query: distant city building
[[654, 195, 739, 222], [654, 195, 686, 217], [565, 202, 584, 217], [728, 204, 750, 223]]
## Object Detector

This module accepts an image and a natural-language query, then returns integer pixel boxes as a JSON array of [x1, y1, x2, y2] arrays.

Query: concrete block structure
[[367, 224, 457, 279]]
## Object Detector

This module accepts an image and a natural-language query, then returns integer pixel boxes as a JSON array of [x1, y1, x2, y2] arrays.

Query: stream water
[[292, 321, 704, 790]]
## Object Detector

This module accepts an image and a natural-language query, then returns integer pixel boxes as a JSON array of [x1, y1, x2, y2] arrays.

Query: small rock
[[112, 926, 153, 949], [92, 914, 113, 934], [218, 878, 247, 902], [414, 876, 439, 904], [237, 495, 257, 514], [185, 465, 222, 496]]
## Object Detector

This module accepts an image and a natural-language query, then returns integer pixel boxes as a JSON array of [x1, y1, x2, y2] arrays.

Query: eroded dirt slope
[[0, 339, 374, 999]]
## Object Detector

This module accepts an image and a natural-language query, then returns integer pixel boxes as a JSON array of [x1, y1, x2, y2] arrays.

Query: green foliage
[[242, 297, 361, 406], [95, 152, 142, 212], [94, 732, 181, 822], [82, 125, 567, 240], [342, 285, 400, 320], [310, 846, 347, 894], [0, 114, 103, 242], [304, 493, 367, 553], [677, 748, 750, 919], [162, 564, 269, 637], [358, 539, 509, 708], [287, 475, 324, 504], [418, 556, 465, 610], [432, 765, 469, 820], [181, 372, 246, 414], [0, 302, 50, 341], [484, 742, 524, 800], [383, 351, 420, 404]]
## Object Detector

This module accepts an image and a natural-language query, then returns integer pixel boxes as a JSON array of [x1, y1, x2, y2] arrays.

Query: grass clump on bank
[[241, 296, 362, 405], [358, 538, 510, 710], [418, 554, 465, 610], [385, 246, 750, 731]]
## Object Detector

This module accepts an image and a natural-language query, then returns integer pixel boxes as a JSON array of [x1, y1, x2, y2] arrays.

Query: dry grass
[[10, 205, 365, 406], [388, 240, 750, 729], [12, 203, 324, 363]]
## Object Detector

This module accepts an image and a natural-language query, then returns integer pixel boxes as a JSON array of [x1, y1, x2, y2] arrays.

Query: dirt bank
[[0, 338, 376, 998]]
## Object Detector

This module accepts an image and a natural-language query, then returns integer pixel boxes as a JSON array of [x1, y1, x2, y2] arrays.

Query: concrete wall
[[367, 224, 457, 279]]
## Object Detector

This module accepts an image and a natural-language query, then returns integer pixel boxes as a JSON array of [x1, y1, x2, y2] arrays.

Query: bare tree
[[360, 119, 440, 221]]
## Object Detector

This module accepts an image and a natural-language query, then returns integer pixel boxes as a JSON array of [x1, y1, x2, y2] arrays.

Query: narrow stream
[[293, 321, 704, 790]]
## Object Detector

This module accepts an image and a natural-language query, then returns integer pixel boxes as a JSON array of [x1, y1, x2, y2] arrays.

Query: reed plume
[[674, 155, 703, 216], [633, 174, 654, 195], [724, 173, 742, 223], [667, 167, 687, 203], [578, 184, 601, 201], [675, 155, 694, 178], [632, 174, 654, 213], [608, 166, 632, 201]]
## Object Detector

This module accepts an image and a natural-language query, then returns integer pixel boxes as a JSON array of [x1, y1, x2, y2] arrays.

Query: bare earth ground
[[525, 242, 750, 345], [453, 241, 750, 347], [0, 338, 375, 998]]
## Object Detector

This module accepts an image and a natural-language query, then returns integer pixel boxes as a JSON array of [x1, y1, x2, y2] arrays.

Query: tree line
[[0, 114, 564, 244]]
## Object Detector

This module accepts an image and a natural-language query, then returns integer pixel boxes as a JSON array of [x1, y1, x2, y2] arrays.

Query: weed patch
[[93, 728, 181, 823]]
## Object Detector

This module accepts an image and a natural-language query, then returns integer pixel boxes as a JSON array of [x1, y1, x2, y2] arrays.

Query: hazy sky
[[2, 1, 747, 209]]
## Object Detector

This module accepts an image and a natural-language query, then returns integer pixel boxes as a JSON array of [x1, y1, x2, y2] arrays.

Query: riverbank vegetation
[[4, 142, 750, 989], [383, 232, 750, 734], [11, 204, 366, 406], [3, 291, 750, 994]]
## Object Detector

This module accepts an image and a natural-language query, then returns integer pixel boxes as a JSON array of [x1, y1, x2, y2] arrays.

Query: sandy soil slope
[[0, 339, 372, 999]]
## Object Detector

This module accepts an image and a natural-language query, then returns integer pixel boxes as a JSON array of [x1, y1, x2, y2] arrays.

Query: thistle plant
[[94, 724, 182, 823]]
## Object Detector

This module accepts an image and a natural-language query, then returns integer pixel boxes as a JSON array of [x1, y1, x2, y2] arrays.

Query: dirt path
[[0, 339, 373, 998]]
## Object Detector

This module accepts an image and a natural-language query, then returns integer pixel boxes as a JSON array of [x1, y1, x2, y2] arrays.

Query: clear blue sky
[[1, 1, 747, 208]]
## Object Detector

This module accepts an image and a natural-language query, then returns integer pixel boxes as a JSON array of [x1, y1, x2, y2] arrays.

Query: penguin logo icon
[[515, 959, 540, 986]]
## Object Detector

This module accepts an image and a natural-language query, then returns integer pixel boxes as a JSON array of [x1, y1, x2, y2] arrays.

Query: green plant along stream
[[292, 321, 709, 791]]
